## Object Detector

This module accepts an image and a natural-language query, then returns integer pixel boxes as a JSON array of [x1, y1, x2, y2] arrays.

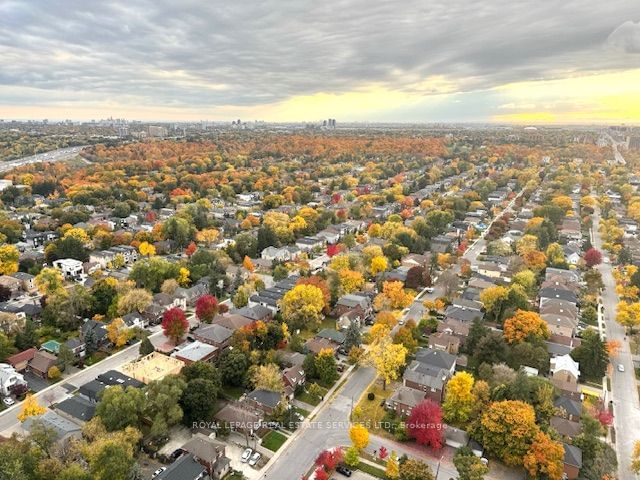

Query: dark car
[[336, 465, 352, 477]]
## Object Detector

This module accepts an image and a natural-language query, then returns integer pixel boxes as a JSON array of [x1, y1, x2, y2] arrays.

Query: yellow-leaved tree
[[0, 244, 19, 275], [349, 423, 370, 450], [280, 284, 325, 330], [368, 337, 407, 390], [503, 310, 549, 344], [18, 394, 46, 422], [443, 371, 475, 427], [138, 241, 156, 257]]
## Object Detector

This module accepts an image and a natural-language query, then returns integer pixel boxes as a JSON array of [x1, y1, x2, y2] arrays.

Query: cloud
[[608, 21, 640, 53], [0, 0, 639, 120]]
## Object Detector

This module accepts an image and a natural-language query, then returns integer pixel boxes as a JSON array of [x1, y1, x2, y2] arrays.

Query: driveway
[[23, 372, 49, 393]]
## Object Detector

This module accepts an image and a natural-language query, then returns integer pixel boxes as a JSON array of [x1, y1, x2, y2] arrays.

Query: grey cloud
[[0, 0, 639, 111], [608, 21, 640, 53]]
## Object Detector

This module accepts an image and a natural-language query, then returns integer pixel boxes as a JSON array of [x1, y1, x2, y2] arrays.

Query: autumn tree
[[584, 247, 603, 268], [107, 318, 131, 348], [280, 284, 325, 330], [117, 288, 152, 315], [242, 255, 254, 272], [398, 458, 434, 480], [315, 348, 339, 386], [138, 241, 156, 257], [406, 400, 444, 449], [161, 307, 189, 345], [250, 363, 284, 392], [296, 276, 331, 313], [0, 244, 19, 275], [479, 286, 509, 322], [386, 451, 400, 479], [443, 371, 475, 426], [523, 431, 564, 480], [349, 424, 369, 450], [503, 310, 549, 344], [368, 337, 407, 389], [370, 255, 388, 277], [478, 400, 538, 466], [35, 267, 65, 296], [195, 294, 219, 323], [338, 269, 365, 294], [374, 281, 413, 310], [454, 447, 489, 480], [18, 394, 46, 422]]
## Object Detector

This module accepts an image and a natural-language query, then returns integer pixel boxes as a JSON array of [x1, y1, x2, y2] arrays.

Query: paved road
[[0, 328, 165, 435], [593, 206, 640, 480], [0, 145, 86, 173]]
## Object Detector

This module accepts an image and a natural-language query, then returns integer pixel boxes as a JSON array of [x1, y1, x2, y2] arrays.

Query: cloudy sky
[[1, 0, 639, 123]]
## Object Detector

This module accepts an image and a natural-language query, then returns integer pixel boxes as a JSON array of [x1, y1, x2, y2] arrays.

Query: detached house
[[402, 348, 456, 403]]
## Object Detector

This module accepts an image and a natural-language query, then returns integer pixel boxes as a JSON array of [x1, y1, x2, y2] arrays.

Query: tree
[[454, 447, 489, 480], [478, 400, 538, 466], [479, 286, 509, 322], [393, 325, 418, 354], [368, 337, 407, 389], [129, 256, 180, 293], [107, 318, 131, 348], [523, 250, 547, 273], [139, 336, 155, 356], [570, 330, 608, 380], [14, 319, 38, 350], [163, 216, 195, 249], [503, 310, 549, 344], [138, 241, 156, 257], [370, 255, 388, 277], [338, 269, 365, 294], [280, 284, 325, 330], [315, 348, 339, 386], [404, 266, 425, 289], [181, 378, 218, 425], [185, 241, 197, 257], [523, 431, 564, 480], [48, 365, 61, 380], [297, 276, 331, 312], [145, 376, 186, 438], [316, 448, 344, 471], [161, 278, 179, 294], [632, 440, 640, 474], [472, 332, 509, 368], [18, 394, 46, 422], [250, 363, 284, 392], [0, 244, 19, 275], [438, 269, 459, 298], [374, 281, 413, 310], [344, 445, 360, 468], [386, 451, 400, 479], [35, 267, 65, 296], [343, 321, 362, 350], [406, 400, 444, 449], [88, 441, 136, 480], [584, 248, 603, 268], [95, 386, 146, 431], [443, 371, 475, 426], [161, 307, 189, 345], [219, 349, 249, 387], [349, 424, 369, 450], [242, 255, 254, 272], [195, 294, 219, 323], [398, 458, 434, 480], [512, 269, 537, 296]]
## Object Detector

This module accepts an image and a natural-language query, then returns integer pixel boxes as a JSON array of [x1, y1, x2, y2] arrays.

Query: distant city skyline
[[1, 1, 639, 124]]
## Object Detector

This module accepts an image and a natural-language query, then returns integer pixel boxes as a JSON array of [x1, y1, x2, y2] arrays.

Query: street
[[593, 206, 640, 480], [0, 145, 87, 173]]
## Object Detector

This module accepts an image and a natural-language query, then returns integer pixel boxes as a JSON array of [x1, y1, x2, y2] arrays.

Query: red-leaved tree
[[597, 410, 613, 427], [315, 448, 344, 471], [185, 241, 197, 257], [162, 307, 189, 345], [327, 244, 341, 257], [195, 294, 219, 323], [407, 399, 444, 449], [378, 446, 388, 460], [313, 467, 329, 480], [584, 248, 603, 268]]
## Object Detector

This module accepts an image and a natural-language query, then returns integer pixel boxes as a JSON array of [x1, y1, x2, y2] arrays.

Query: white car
[[2, 397, 15, 407], [425, 287, 435, 293], [151, 467, 166, 479], [618, 364, 625, 372], [241, 448, 253, 463], [604, 257, 610, 264], [249, 452, 261, 466]]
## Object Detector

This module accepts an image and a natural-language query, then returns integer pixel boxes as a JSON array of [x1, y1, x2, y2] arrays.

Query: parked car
[[241, 448, 253, 463], [151, 467, 166, 479], [249, 452, 261, 466], [336, 465, 353, 477], [618, 364, 625, 372], [425, 287, 435, 293], [2, 397, 15, 407], [170, 448, 186, 461]]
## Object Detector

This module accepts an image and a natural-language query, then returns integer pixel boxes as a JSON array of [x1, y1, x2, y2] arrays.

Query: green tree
[[163, 217, 196, 249], [219, 349, 249, 387], [399, 458, 435, 480], [145, 376, 186, 439], [139, 336, 155, 356], [315, 348, 339, 386], [454, 447, 489, 480], [129, 257, 181, 293], [95, 386, 146, 431], [344, 321, 362, 351], [570, 330, 607, 380], [89, 442, 136, 480], [181, 361, 221, 390], [181, 378, 218, 425]]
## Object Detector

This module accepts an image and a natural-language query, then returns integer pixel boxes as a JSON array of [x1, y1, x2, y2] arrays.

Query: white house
[[53, 258, 84, 280], [0, 363, 26, 396]]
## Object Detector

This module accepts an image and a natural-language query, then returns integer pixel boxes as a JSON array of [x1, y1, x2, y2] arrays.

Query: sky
[[1, 0, 639, 124]]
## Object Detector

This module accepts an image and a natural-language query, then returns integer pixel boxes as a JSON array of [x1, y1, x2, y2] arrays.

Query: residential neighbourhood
[[0, 124, 638, 480]]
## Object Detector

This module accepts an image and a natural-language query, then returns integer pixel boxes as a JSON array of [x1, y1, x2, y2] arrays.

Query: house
[[0, 363, 26, 396], [304, 337, 339, 355], [244, 389, 282, 415], [235, 304, 273, 323], [175, 282, 209, 307], [122, 312, 146, 329], [430, 235, 455, 253], [192, 324, 233, 352], [28, 351, 58, 378], [23, 411, 82, 443], [401, 253, 430, 269], [96, 370, 145, 389], [444, 426, 470, 450], [563, 244, 581, 265], [53, 258, 85, 280], [550, 354, 581, 394], [334, 293, 372, 321], [428, 332, 460, 354], [155, 453, 208, 480], [215, 402, 262, 435], [80, 319, 109, 348], [6, 348, 37, 372], [444, 306, 483, 324], [551, 416, 582, 438], [542, 314, 576, 339], [180, 433, 231, 480], [10, 272, 36, 293], [295, 236, 325, 252], [403, 348, 456, 403], [0, 275, 22, 298], [539, 288, 578, 305], [89, 250, 116, 269], [554, 396, 582, 422], [563, 443, 583, 480], [282, 365, 305, 398], [386, 386, 425, 417], [172, 340, 218, 364], [316, 328, 345, 345], [55, 395, 96, 424], [261, 246, 299, 262]]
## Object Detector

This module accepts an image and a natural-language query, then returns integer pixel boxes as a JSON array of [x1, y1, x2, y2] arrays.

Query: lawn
[[299, 316, 338, 340], [295, 406, 311, 418], [297, 390, 321, 406], [261, 431, 287, 452], [357, 461, 386, 479], [351, 378, 395, 437], [221, 386, 245, 400]]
